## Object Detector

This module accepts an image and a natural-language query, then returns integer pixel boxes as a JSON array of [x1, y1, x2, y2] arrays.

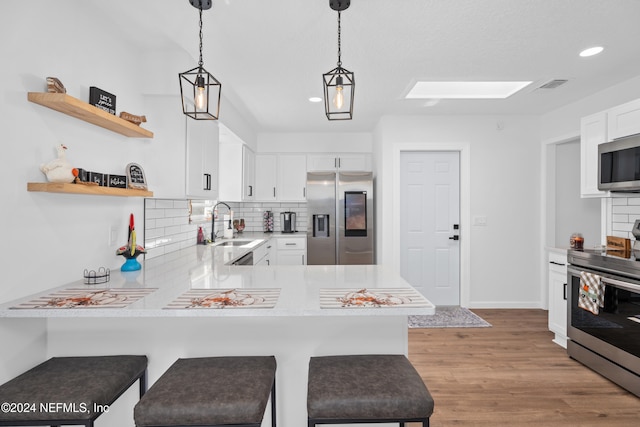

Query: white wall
[[540, 75, 640, 143], [554, 141, 601, 247], [375, 115, 542, 308], [0, 1, 197, 380], [540, 75, 640, 249]]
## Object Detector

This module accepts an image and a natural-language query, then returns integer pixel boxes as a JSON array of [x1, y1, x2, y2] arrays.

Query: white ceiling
[[89, 0, 640, 133]]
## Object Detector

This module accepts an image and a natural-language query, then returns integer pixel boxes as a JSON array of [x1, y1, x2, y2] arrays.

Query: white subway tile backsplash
[[611, 205, 640, 215], [145, 199, 199, 257], [144, 198, 308, 256], [145, 209, 165, 219], [610, 196, 640, 240], [613, 222, 632, 232], [612, 214, 629, 223], [155, 199, 176, 209]]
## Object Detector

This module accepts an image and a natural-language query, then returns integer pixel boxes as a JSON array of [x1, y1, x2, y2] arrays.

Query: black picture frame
[[126, 163, 147, 190]]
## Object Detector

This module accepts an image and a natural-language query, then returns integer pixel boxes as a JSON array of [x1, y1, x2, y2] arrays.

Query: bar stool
[[307, 354, 434, 427], [0, 355, 148, 427], [134, 356, 277, 427]]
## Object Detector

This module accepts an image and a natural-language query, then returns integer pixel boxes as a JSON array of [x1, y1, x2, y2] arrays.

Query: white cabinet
[[307, 153, 372, 172], [255, 154, 278, 201], [548, 251, 568, 348], [255, 154, 307, 202], [253, 241, 274, 266], [219, 143, 255, 202], [185, 118, 219, 199], [607, 98, 640, 141], [278, 154, 307, 201], [273, 236, 306, 265], [243, 146, 256, 201], [580, 112, 608, 198]]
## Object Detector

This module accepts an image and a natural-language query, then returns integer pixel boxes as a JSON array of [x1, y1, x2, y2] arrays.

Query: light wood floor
[[407, 309, 639, 427]]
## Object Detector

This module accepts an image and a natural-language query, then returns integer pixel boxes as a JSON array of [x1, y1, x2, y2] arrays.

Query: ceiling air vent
[[537, 79, 568, 90]]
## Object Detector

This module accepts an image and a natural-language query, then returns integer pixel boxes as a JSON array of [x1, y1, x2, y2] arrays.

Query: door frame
[[393, 143, 471, 307]]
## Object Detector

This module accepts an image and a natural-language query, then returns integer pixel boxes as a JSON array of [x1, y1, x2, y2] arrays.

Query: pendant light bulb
[[333, 75, 344, 109], [195, 75, 207, 110]]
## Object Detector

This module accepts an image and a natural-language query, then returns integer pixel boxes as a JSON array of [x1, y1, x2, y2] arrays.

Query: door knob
[[449, 235, 459, 241]]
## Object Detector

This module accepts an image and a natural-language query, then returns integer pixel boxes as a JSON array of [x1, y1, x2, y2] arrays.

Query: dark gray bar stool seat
[[134, 356, 277, 427], [307, 354, 434, 427], [0, 355, 148, 427]]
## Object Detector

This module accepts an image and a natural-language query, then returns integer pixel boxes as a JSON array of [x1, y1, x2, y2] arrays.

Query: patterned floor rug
[[408, 306, 491, 328]]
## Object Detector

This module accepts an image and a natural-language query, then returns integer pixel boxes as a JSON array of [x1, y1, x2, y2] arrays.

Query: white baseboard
[[466, 301, 545, 309]]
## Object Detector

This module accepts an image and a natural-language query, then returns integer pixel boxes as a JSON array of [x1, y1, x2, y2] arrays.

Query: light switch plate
[[108, 226, 119, 246], [473, 216, 487, 226]]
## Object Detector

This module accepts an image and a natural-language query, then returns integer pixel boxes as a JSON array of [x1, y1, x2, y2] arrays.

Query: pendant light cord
[[198, 6, 204, 68], [337, 10, 342, 67]]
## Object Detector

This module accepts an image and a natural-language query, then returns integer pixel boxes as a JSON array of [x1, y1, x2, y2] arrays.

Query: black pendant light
[[323, 0, 355, 120], [179, 0, 221, 120]]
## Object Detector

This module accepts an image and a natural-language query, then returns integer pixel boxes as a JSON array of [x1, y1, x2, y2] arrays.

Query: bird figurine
[[40, 144, 77, 183]]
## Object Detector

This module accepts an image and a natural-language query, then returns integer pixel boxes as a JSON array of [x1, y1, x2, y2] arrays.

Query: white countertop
[[0, 235, 434, 318]]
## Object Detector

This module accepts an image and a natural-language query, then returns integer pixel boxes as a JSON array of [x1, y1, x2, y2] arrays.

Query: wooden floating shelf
[[27, 182, 153, 197], [27, 92, 154, 138]]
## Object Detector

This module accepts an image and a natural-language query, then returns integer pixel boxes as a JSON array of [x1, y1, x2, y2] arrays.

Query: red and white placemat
[[11, 288, 156, 309], [165, 288, 280, 309], [320, 288, 431, 308]]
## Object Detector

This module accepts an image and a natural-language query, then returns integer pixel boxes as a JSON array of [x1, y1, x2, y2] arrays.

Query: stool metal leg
[[271, 378, 276, 427], [139, 369, 148, 397]]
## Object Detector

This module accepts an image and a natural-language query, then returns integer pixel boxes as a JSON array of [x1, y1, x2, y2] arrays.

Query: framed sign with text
[[89, 86, 116, 115], [126, 163, 147, 190]]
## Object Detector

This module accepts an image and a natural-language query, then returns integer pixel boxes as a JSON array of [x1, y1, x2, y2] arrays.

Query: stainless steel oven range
[[567, 249, 640, 397]]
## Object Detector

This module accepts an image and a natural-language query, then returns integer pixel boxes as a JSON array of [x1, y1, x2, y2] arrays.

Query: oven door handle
[[600, 277, 640, 293]]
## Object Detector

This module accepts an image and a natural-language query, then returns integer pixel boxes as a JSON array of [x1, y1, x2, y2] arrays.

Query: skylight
[[405, 81, 532, 99]]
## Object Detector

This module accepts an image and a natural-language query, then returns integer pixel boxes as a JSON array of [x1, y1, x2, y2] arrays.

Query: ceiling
[[88, 0, 640, 133]]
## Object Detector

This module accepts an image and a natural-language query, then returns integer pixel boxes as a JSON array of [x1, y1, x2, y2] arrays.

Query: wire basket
[[83, 267, 111, 285]]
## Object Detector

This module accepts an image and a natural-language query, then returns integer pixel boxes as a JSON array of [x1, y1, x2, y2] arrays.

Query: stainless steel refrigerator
[[306, 171, 374, 265]]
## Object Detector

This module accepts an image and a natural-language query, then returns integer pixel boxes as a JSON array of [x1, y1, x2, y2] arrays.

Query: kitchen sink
[[216, 241, 252, 247], [213, 239, 264, 248]]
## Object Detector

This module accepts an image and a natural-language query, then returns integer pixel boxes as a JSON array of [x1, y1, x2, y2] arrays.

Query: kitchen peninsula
[[0, 241, 434, 427]]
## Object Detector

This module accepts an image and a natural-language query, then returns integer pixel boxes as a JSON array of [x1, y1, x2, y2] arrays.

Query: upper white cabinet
[[278, 154, 307, 201], [255, 154, 307, 202], [580, 111, 608, 198], [255, 154, 278, 201], [185, 118, 219, 199], [607, 98, 640, 141], [307, 153, 372, 172], [219, 143, 255, 202], [243, 146, 256, 201]]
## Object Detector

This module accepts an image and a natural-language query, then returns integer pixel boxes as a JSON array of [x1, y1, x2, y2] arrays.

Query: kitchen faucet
[[211, 202, 231, 243]]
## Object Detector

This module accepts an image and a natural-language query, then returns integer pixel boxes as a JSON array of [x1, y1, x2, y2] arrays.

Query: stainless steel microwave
[[598, 134, 640, 192]]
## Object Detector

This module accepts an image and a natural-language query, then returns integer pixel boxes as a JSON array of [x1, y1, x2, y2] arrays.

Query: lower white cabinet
[[254, 241, 274, 266], [273, 235, 306, 265], [548, 250, 568, 348]]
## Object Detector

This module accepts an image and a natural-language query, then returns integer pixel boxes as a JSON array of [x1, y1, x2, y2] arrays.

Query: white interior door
[[400, 151, 460, 306]]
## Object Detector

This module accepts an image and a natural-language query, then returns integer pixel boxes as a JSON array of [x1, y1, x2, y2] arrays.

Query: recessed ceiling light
[[579, 46, 604, 57], [309, 97, 322, 103], [405, 81, 532, 99]]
